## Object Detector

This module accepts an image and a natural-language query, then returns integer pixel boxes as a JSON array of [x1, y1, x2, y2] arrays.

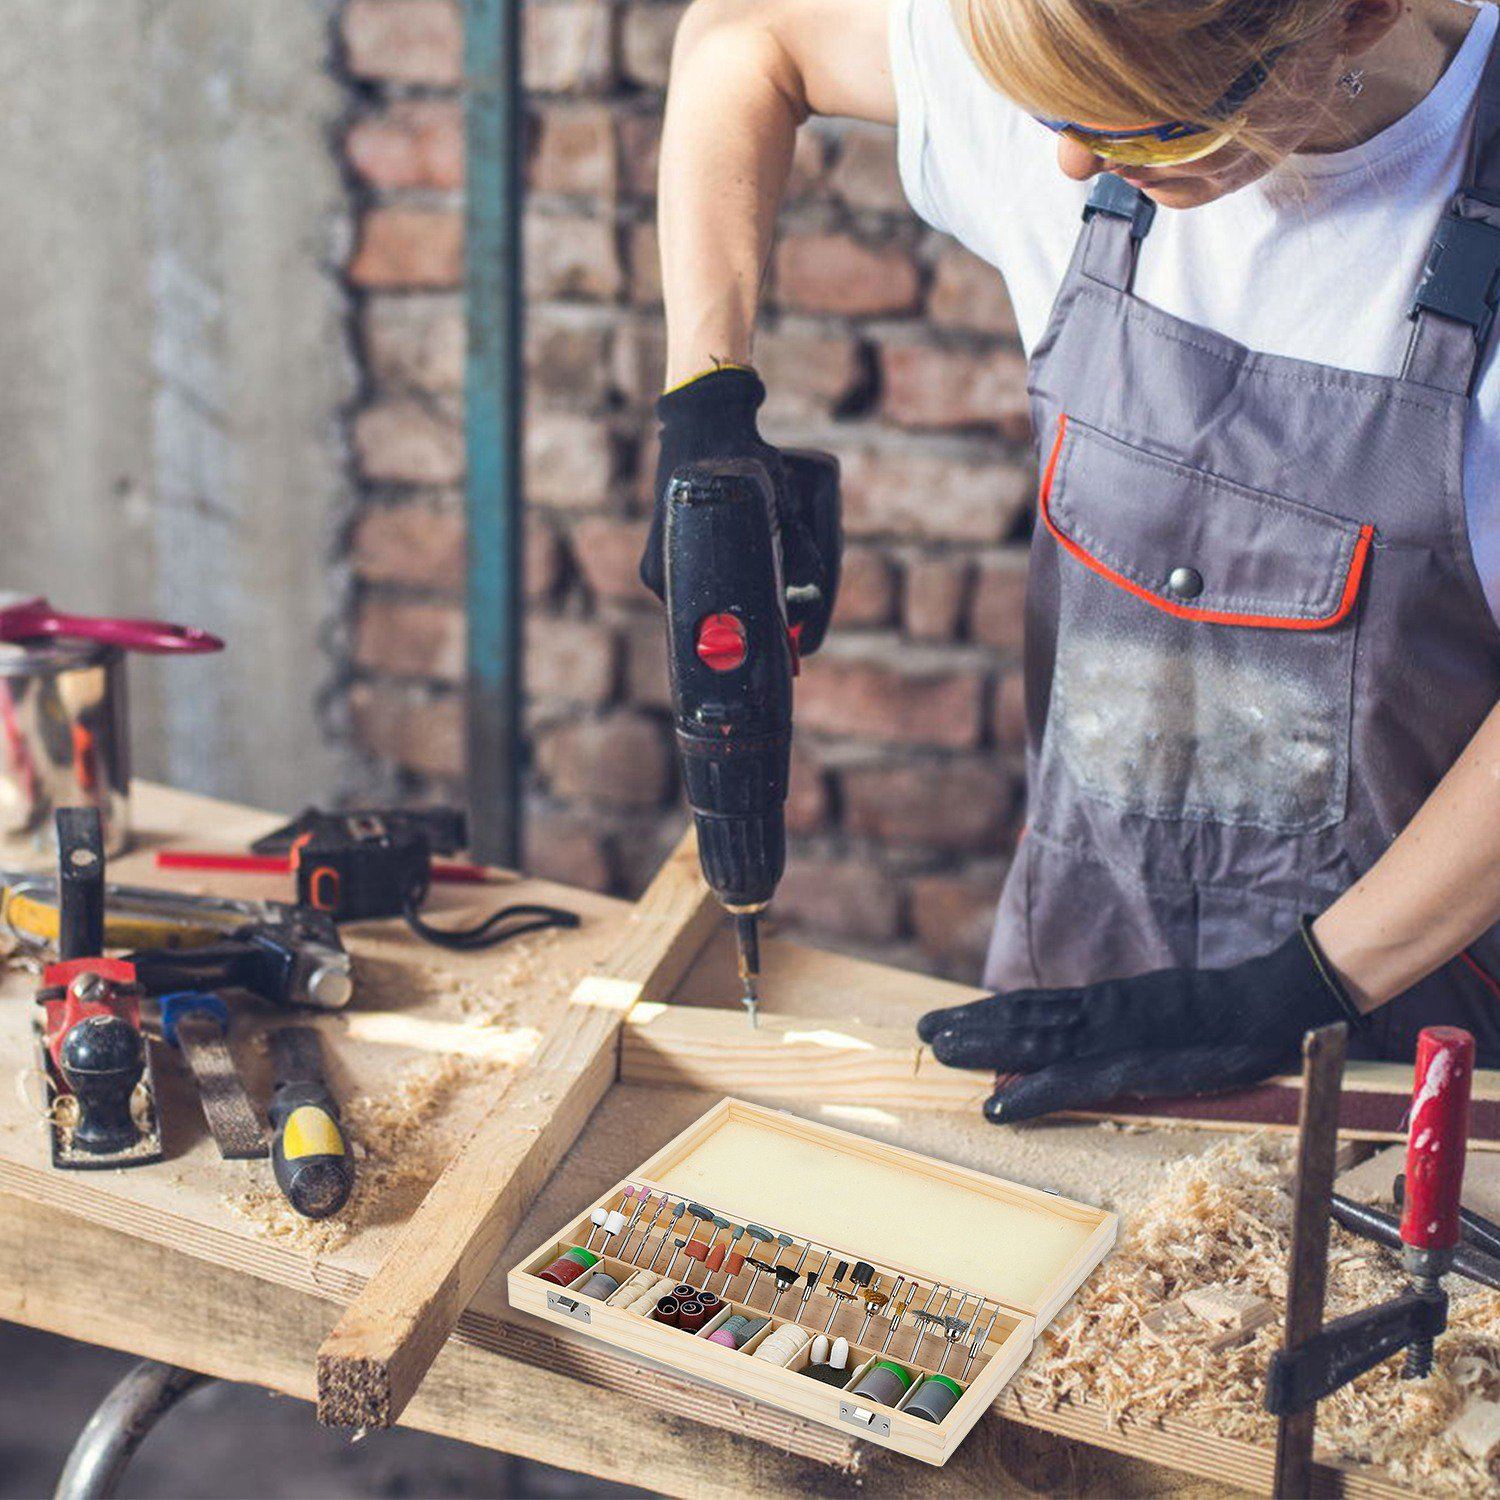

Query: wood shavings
[[222, 1051, 501, 1258], [1018, 1133, 1500, 1493], [1451, 1400, 1500, 1462]]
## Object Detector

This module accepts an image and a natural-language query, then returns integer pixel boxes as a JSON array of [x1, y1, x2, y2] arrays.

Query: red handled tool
[[1267, 1025, 1473, 1496], [0, 594, 222, 653]]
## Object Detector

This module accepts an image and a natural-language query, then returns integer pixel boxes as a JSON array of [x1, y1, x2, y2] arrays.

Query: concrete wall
[[0, 0, 352, 812]]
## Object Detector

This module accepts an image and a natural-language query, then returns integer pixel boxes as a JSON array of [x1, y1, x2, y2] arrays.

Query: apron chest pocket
[[1038, 415, 1374, 835]]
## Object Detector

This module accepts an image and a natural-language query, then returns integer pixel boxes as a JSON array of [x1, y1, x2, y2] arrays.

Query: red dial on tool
[[695, 613, 747, 672], [1400, 1026, 1474, 1253]]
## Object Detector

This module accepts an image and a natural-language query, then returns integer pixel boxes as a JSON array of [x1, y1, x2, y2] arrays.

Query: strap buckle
[[1409, 207, 1500, 345], [1082, 174, 1157, 240]]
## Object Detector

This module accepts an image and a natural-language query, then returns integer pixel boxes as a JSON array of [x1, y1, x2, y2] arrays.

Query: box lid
[[634, 1099, 1113, 1321]]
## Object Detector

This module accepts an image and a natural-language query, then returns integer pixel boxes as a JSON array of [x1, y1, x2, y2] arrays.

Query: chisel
[[268, 1026, 354, 1219]]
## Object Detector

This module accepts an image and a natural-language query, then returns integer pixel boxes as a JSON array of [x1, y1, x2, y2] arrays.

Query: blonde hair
[[954, 0, 1344, 130]]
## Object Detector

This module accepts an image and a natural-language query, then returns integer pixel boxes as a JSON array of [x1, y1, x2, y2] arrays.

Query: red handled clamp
[[1267, 1025, 1475, 1436]]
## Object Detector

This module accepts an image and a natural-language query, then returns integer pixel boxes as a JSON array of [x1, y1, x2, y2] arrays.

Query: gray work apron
[[984, 45, 1500, 1064]]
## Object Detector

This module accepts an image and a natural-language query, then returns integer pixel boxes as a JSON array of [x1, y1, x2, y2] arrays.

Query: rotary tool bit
[[621, 1193, 668, 1261], [910, 1287, 954, 1360], [665, 1202, 713, 1278], [772, 1237, 814, 1311], [646, 1202, 686, 1271], [938, 1293, 977, 1372], [857, 1274, 900, 1343], [733, 1225, 775, 1294], [821, 1285, 854, 1333], [797, 1248, 834, 1318], [878, 1281, 917, 1354], [962, 1302, 1001, 1378], [715, 1223, 747, 1290]]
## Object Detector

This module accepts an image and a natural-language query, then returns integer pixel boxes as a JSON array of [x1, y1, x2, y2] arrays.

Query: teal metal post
[[463, 0, 524, 863]]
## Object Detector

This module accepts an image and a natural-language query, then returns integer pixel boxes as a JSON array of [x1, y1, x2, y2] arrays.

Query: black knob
[[58, 1015, 142, 1156]]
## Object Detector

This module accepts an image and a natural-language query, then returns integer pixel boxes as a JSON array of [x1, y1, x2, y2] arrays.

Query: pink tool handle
[[1399, 1026, 1474, 1253], [0, 596, 223, 654]]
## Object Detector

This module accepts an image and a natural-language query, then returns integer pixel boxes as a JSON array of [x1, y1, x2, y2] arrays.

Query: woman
[[642, 0, 1500, 1120]]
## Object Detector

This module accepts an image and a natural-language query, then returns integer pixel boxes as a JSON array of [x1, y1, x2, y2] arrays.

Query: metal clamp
[[838, 1402, 891, 1437], [546, 1291, 591, 1324], [1410, 208, 1500, 345]]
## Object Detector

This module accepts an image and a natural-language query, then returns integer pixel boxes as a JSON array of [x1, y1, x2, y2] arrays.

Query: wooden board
[[621, 1002, 1500, 1148], [315, 827, 721, 1429], [0, 785, 1452, 1496]]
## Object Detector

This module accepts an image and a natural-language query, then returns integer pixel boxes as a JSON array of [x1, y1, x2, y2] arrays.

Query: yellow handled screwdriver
[[268, 1026, 354, 1219]]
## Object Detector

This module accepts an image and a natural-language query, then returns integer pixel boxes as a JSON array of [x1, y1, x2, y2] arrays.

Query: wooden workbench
[[0, 785, 1426, 1498]]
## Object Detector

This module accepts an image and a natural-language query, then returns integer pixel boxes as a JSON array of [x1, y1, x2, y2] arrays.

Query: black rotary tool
[[663, 454, 840, 1024]]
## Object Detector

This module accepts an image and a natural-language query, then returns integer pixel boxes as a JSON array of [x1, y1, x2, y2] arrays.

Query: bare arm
[[1315, 700, 1500, 1011], [658, 0, 896, 387]]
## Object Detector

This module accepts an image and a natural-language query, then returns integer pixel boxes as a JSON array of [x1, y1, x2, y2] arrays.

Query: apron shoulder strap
[[1075, 174, 1156, 292], [1402, 27, 1500, 397]]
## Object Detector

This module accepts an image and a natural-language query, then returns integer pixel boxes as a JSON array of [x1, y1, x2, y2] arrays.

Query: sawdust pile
[[1018, 1134, 1500, 1492], [223, 1051, 494, 1258], [350, 926, 574, 1027]]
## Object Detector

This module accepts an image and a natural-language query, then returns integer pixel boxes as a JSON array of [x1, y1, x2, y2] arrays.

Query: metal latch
[[546, 1292, 591, 1324], [838, 1402, 891, 1437]]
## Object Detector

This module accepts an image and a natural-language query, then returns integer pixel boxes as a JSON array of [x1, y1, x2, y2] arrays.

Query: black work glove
[[917, 920, 1365, 1124], [639, 365, 787, 601]]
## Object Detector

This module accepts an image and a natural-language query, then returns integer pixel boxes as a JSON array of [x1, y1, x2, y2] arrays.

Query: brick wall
[[337, 0, 1033, 980]]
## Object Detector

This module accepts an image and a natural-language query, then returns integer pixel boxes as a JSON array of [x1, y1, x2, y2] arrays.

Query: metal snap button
[[1167, 566, 1204, 599]]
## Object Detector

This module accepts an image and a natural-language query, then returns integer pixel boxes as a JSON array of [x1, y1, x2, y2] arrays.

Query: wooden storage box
[[509, 1099, 1117, 1466]]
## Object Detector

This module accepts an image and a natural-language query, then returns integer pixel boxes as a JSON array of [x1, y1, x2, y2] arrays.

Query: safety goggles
[[1036, 47, 1286, 167]]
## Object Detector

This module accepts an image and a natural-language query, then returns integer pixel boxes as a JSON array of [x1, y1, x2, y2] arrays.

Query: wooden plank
[[4, 1189, 1403, 1500], [620, 1002, 1500, 1147], [0, 1191, 867, 1499], [315, 828, 721, 1429]]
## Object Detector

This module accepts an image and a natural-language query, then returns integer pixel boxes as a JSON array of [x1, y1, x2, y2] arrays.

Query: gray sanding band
[[905, 1376, 961, 1423], [575, 1271, 620, 1300], [850, 1365, 908, 1407]]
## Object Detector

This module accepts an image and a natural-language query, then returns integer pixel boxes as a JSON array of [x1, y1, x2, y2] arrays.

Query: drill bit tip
[[733, 913, 761, 1026]]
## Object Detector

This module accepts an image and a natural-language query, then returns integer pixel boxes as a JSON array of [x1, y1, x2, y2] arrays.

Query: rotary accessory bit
[[938, 1293, 977, 1372], [674, 1202, 716, 1278], [599, 1186, 638, 1246], [584, 1206, 611, 1249], [611, 1188, 655, 1250], [714, 1223, 747, 1289], [646, 1202, 686, 1271], [857, 1274, 901, 1344], [771, 1237, 813, 1310], [910, 1287, 954, 1360], [962, 1302, 1002, 1378], [701, 1216, 733, 1284], [878, 1281, 918, 1354], [821, 1285, 855, 1333], [732, 1225, 775, 1294], [621, 1194, 669, 1262], [796, 1248, 834, 1318]]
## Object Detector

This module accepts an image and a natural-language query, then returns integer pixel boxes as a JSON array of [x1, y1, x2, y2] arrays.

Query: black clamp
[[1410, 206, 1500, 345], [1082, 173, 1157, 240]]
